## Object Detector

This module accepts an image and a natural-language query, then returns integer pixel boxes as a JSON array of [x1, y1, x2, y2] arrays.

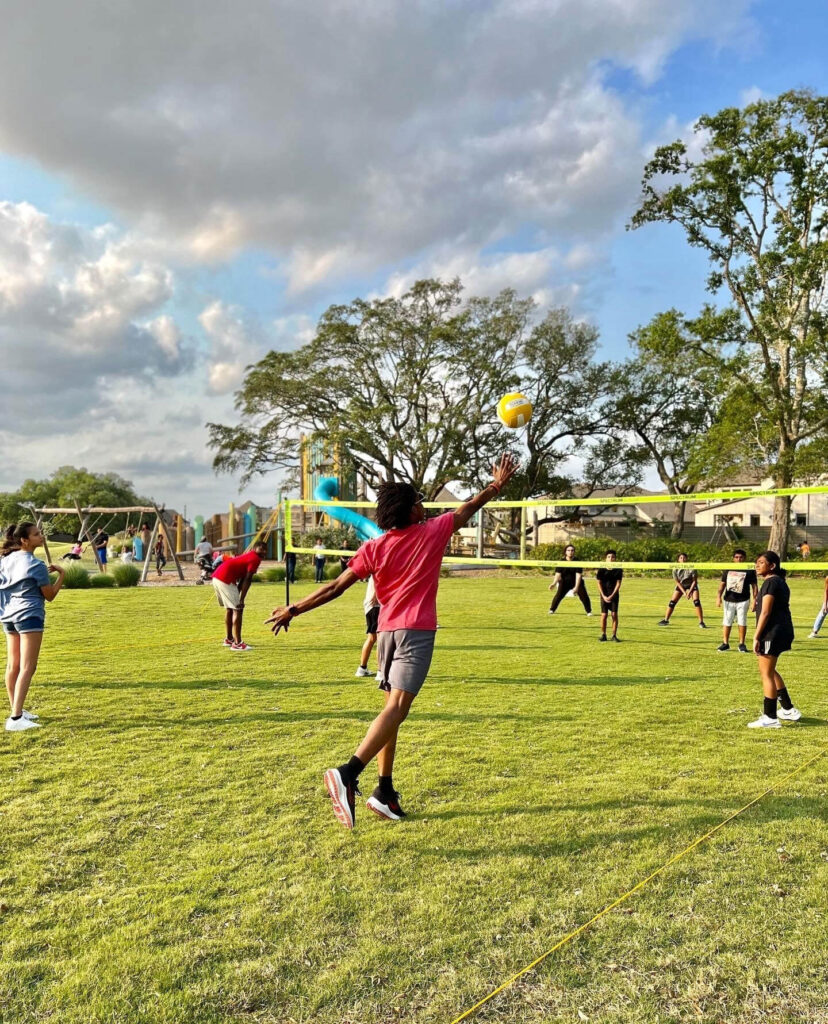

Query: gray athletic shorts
[[376, 629, 436, 695]]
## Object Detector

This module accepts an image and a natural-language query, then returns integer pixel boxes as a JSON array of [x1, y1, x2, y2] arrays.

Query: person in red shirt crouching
[[211, 542, 267, 651], [266, 454, 518, 830]]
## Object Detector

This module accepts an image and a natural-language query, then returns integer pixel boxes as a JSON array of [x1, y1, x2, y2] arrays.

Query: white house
[[694, 482, 828, 528]]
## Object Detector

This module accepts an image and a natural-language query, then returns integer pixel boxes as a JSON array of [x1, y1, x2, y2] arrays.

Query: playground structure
[[24, 502, 186, 581]]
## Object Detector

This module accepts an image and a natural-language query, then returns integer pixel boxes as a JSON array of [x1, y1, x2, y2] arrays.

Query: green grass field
[[2, 575, 827, 1024]]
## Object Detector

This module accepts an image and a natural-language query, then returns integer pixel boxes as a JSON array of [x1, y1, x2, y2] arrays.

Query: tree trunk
[[670, 500, 685, 539], [768, 494, 792, 557]]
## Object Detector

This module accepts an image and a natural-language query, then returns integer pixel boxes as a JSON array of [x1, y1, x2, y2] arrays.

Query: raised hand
[[492, 452, 520, 491]]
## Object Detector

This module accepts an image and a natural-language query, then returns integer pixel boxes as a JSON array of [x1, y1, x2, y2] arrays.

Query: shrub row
[[530, 538, 825, 564], [59, 564, 142, 589]]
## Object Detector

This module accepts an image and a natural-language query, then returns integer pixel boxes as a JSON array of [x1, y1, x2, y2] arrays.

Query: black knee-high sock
[[776, 687, 793, 710], [763, 696, 778, 719]]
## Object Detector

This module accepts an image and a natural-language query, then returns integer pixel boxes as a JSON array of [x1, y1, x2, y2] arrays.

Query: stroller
[[195, 552, 214, 584]]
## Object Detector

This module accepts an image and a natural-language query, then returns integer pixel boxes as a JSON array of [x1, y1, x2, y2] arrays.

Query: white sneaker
[[22, 710, 39, 721], [5, 716, 41, 732], [807, 632, 819, 639], [375, 671, 383, 682], [778, 706, 802, 722], [747, 714, 781, 729], [354, 666, 371, 677]]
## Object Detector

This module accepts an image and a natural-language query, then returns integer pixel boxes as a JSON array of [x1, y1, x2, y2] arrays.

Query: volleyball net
[[282, 485, 828, 571]]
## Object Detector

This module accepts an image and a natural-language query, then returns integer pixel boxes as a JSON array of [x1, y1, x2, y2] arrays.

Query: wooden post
[[519, 505, 527, 561], [140, 518, 160, 583], [75, 501, 104, 572], [153, 503, 184, 580]]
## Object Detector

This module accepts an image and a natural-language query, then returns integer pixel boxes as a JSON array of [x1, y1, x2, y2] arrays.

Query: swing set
[[22, 501, 185, 581]]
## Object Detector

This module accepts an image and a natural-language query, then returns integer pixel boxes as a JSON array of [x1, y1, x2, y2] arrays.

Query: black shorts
[[365, 607, 379, 634], [757, 634, 793, 657], [600, 597, 619, 614]]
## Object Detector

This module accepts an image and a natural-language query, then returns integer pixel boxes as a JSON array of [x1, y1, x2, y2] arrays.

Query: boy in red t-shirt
[[212, 542, 267, 651], [266, 454, 518, 829]]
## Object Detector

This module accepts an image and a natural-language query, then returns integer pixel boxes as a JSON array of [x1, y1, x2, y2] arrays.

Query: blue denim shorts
[[3, 617, 45, 635]]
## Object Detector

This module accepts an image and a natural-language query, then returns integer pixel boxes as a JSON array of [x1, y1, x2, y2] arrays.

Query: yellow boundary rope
[[448, 744, 828, 1024]]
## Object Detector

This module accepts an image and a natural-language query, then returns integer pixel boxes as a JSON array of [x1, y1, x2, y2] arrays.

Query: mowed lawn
[[2, 574, 827, 1024]]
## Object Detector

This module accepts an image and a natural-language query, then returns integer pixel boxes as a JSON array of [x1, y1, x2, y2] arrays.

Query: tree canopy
[[208, 279, 635, 501], [631, 89, 828, 552], [0, 467, 152, 536]]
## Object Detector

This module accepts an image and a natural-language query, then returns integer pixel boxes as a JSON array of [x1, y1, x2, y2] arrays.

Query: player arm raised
[[266, 569, 361, 635], [452, 454, 519, 531]]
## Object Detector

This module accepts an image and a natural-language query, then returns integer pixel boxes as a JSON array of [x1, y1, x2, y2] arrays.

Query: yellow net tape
[[282, 486, 828, 571]]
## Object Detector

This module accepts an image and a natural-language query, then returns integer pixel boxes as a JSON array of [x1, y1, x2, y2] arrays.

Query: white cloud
[[0, 0, 754, 285]]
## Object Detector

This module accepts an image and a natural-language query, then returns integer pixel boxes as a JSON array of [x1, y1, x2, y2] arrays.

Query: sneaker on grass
[[22, 710, 39, 721], [657, 619, 670, 626], [807, 631, 819, 639], [699, 621, 709, 629], [231, 641, 252, 651], [354, 666, 372, 678], [222, 638, 234, 647], [599, 634, 607, 642], [777, 706, 802, 722], [5, 716, 41, 732], [738, 643, 749, 653], [323, 768, 359, 829], [375, 671, 383, 682], [747, 714, 781, 729], [366, 787, 406, 821], [610, 635, 621, 643], [717, 643, 730, 652]]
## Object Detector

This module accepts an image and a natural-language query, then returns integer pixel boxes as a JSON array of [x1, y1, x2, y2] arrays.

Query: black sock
[[337, 755, 365, 784], [763, 696, 778, 719], [378, 774, 395, 798], [777, 687, 793, 711], [10, 714, 21, 721]]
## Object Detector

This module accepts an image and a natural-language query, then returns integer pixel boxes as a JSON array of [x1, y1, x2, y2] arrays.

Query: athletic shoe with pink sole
[[366, 788, 406, 821], [231, 641, 252, 651], [324, 768, 358, 829]]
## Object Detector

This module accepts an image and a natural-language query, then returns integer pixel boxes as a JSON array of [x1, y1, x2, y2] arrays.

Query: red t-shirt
[[212, 551, 262, 586], [348, 512, 455, 631]]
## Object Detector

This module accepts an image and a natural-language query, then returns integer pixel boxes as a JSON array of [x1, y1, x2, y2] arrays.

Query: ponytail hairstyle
[[758, 549, 787, 578], [1, 522, 36, 557]]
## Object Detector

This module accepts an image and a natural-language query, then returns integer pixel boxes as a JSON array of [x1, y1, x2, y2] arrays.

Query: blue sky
[[0, 0, 826, 513]]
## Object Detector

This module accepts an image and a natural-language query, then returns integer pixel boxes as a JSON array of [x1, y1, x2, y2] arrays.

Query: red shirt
[[348, 512, 455, 631], [212, 551, 262, 586]]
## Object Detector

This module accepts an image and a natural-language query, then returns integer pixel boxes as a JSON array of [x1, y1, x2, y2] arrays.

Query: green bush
[[62, 565, 91, 589], [530, 538, 769, 569], [111, 564, 141, 588], [90, 573, 117, 588], [262, 567, 286, 582], [251, 573, 263, 582]]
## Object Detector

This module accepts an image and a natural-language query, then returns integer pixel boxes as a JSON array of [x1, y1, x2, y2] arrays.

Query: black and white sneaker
[[657, 619, 670, 626], [366, 787, 406, 821], [717, 643, 730, 652], [699, 621, 709, 629], [610, 635, 621, 643], [738, 643, 749, 653], [323, 768, 360, 830]]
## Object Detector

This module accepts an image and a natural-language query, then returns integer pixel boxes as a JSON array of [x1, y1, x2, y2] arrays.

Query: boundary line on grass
[[449, 745, 828, 1024]]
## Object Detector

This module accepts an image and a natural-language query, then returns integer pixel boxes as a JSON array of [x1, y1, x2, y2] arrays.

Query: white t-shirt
[[195, 540, 213, 558], [363, 576, 379, 613]]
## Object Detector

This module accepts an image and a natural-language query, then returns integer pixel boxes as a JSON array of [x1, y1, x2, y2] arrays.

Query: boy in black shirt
[[715, 548, 757, 652], [596, 550, 623, 642], [548, 543, 592, 615]]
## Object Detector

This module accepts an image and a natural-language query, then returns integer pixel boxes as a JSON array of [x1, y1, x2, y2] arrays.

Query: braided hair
[[376, 482, 421, 530], [1, 522, 36, 557]]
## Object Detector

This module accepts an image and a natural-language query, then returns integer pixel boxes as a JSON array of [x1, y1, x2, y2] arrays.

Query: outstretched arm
[[453, 453, 519, 531], [266, 568, 361, 635]]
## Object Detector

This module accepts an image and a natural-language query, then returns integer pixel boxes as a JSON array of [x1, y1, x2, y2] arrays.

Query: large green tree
[[0, 467, 151, 535], [611, 311, 723, 537], [631, 90, 828, 553], [209, 279, 636, 502]]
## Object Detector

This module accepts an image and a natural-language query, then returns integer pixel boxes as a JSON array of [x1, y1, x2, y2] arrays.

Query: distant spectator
[[211, 541, 267, 651], [140, 522, 152, 561], [62, 542, 83, 561], [284, 550, 297, 584], [93, 530, 109, 572], [120, 546, 134, 564], [800, 541, 811, 560], [154, 534, 167, 577], [313, 539, 326, 583]]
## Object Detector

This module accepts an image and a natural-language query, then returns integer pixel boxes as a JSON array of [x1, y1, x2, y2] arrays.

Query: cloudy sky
[[1, 0, 826, 515]]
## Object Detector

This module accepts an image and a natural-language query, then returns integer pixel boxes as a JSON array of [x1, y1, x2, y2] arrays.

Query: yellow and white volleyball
[[496, 392, 533, 429]]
